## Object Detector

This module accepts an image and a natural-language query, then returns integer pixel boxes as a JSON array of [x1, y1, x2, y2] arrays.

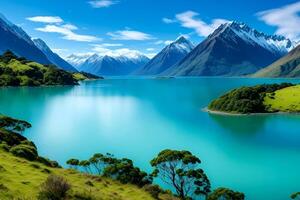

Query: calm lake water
[[0, 77, 300, 199]]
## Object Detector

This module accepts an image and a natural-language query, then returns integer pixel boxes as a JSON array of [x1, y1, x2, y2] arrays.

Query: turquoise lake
[[0, 77, 300, 200]]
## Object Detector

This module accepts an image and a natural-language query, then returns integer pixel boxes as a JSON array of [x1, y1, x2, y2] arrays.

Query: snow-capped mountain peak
[[214, 21, 295, 53], [167, 36, 195, 54]]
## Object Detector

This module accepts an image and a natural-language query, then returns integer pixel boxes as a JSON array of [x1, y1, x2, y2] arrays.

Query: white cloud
[[162, 17, 176, 24], [101, 43, 123, 47], [89, 0, 118, 8], [36, 25, 100, 42], [175, 11, 229, 37], [257, 1, 300, 41], [107, 30, 153, 40], [146, 48, 155, 51], [154, 40, 173, 45], [26, 16, 63, 23], [91, 45, 146, 58], [144, 53, 157, 59]]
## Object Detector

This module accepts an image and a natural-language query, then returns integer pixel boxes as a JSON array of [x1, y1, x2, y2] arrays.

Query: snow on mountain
[[218, 22, 295, 54], [134, 36, 194, 75], [164, 22, 296, 77], [69, 52, 150, 76]]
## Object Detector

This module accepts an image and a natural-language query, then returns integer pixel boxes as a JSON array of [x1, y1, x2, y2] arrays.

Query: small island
[[207, 83, 300, 115]]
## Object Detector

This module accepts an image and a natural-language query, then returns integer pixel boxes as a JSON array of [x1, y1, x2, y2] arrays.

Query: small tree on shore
[[150, 149, 210, 199], [291, 192, 300, 200]]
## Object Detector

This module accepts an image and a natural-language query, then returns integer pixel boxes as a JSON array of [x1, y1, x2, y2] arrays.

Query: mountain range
[[135, 36, 194, 75], [67, 53, 149, 76], [163, 22, 296, 76], [0, 13, 77, 72], [253, 44, 300, 77]]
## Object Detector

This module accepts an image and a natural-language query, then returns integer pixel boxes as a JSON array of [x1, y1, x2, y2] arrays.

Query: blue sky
[[1, 0, 299, 58]]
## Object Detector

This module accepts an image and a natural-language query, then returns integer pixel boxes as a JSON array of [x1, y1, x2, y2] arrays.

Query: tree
[[89, 153, 105, 174], [207, 188, 245, 200], [79, 160, 91, 173], [291, 192, 300, 200], [66, 158, 80, 169], [150, 149, 210, 199]]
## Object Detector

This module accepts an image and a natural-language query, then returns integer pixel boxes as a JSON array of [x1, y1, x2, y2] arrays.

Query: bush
[[37, 156, 61, 168], [0, 142, 10, 151], [10, 144, 38, 161], [38, 175, 71, 200], [207, 187, 245, 200], [143, 184, 163, 199]]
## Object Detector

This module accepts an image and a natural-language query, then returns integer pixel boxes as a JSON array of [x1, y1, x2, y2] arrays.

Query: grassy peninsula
[[0, 51, 102, 87], [208, 83, 297, 114]]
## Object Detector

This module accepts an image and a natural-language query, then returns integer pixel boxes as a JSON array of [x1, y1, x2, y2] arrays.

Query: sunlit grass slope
[[0, 149, 159, 200], [264, 85, 300, 112]]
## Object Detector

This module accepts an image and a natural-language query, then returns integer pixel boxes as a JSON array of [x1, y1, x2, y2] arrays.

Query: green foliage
[[208, 83, 294, 114], [0, 50, 78, 86], [207, 188, 245, 200], [291, 192, 300, 200], [37, 175, 71, 200], [10, 143, 38, 161], [143, 184, 163, 199], [37, 156, 60, 168], [150, 149, 210, 199], [0, 115, 31, 133], [103, 157, 152, 187], [66, 158, 80, 169]]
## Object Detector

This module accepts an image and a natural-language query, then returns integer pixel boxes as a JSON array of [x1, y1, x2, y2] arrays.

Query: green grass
[[73, 73, 88, 81], [264, 85, 300, 112], [0, 149, 169, 200]]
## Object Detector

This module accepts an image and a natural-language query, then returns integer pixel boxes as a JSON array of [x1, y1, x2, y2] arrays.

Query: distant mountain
[[33, 39, 77, 72], [135, 36, 194, 75], [65, 53, 93, 68], [253, 45, 300, 77], [164, 22, 296, 76], [73, 53, 149, 76], [0, 13, 51, 64]]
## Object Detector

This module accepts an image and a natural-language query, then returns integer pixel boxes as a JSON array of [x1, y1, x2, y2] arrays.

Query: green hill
[[253, 45, 300, 78], [208, 83, 295, 114], [0, 51, 100, 87]]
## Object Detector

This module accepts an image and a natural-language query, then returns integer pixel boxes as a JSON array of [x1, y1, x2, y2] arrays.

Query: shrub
[[10, 144, 38, 161], [0, 142, 10, 151], [37, 175, 71, 200], [143, 184, 163, 199], [38, 156, 61, 168], [207, 187, 245, 200]]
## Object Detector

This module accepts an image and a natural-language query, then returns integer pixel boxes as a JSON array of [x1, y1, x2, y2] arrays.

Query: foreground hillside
[[0, 150, 160, 200], [253, 45, 300, 77]]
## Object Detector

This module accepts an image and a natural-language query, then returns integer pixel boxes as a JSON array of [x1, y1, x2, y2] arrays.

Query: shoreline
[[202, 107, 300, 116]]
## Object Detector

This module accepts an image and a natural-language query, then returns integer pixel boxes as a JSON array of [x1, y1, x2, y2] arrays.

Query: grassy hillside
[[0, 149, 161, 200], [253, 45, 300, 78], [264, 85, 300, 112], [0, 115, 176, 200], [0, 51, 101, 87]]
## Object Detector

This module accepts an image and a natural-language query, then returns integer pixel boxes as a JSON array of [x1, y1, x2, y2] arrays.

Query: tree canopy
[[150, 149, 210, 199]]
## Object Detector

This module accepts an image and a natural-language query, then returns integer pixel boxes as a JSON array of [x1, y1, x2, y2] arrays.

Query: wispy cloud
[[26, 16, 63, 23], [146, 48, 155, 51], [36, 25, 100, 42], [257, 1, 300, 41], [107, 30, 153, 40], [154, 40, 173, 45], [89, 0, 118, 8], [28, 15, 100, 42], [174, 11, 229, 37], [162, 17, 176, 24]]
